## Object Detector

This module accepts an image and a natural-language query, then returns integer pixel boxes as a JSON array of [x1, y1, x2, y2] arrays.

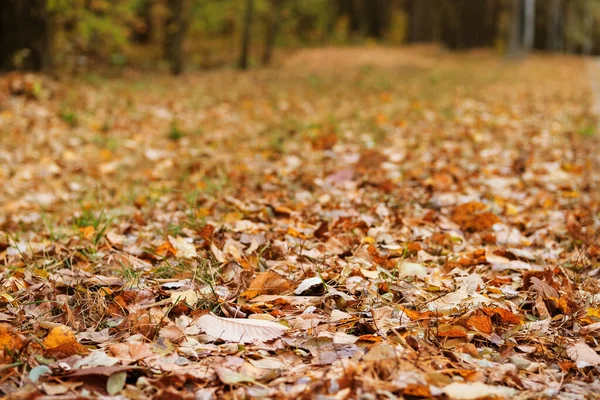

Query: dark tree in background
[[546, 0, 563, 51], [133, 0, 154, 44], [508, 0, 536, 57], [263, 0, 283, 65], [366, 0, 391, 40], [408, 0, 438, 43], [0, 0, 52, 71], [164, 0, 189, 75], [2, 0, 600, 74], [239, 0, 255, 70], [439, 0, 499, 50]]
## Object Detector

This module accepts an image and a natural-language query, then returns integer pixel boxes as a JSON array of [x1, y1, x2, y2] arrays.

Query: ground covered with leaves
[[1, 47, 600, 399]]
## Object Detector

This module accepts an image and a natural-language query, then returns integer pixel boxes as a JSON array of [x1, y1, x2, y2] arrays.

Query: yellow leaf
[[362, 236, 375, 244], [43, 325, 87, 358], [43, 325, 78, 349], [0, 293, 15, 303], [287, 227, 307, 239], [79, 226, 95, 239], [587, 308, 600, 320]]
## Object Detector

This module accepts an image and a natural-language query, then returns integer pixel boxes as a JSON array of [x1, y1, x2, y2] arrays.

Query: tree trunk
[[239, 0, 255, 70], [408, 0, 429, 43], [546, 0, 561, 51], [338, 0, 362, 37], [522, 0, 535, 51], [164, 0, 188, 75], [583, 13, 594, 55], [0, 0, 52, 71], [366, 0, 390, 40], [262, 0, 282, 65], [508, 0, 523, 57], [133, 0, 154, 44]]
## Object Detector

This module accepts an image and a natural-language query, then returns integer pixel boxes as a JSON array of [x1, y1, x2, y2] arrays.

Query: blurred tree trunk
[[522, 0, 535, 51], [440, 0, 495, 50], [0, 0, 52, 71], [133, 0, 154, 44], [339, 0, 362, 37], [583, 12, 594, 55], [408, 0, 430, 42], [366, 0, 390, 40], [508, 0, 523, 57], [239, 0, 255, 70], [164, 0, 189, 75], [262, 0, 282, 65], [439, 0, 462, 49], [546, 0, 562, 51]]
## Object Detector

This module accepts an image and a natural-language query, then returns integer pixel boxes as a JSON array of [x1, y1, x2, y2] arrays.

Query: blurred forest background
[[1, 0, 600, 75]]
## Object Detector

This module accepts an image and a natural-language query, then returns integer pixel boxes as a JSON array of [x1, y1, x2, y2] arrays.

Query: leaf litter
[[1, 48, 600, 398]]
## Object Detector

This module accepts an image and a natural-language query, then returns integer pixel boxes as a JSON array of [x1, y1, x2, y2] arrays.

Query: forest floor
[[1, 47, 600, 399]]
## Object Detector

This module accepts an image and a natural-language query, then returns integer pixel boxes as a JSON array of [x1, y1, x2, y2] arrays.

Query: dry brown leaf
[[159, 324, 186, 344], [451, 202, 500, 232], [241, 270, 293, 300], [196, 313, 288, 343], [481, 307, 522, 325], [108, 342, 154, 361], [437, 324, 468, 338]]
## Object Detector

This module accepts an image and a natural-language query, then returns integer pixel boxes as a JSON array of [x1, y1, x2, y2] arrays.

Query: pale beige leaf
[[567, 342, 600, 368], [168, 236, 197, 258], [442, 382, 517, 399], [196, 313, 288, 343]]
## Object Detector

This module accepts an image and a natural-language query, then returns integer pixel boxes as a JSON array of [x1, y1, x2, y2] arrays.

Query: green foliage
[[60, 108, 78, 127], [168, 120, 186, 141], [578, 124, 597, 137], [565, 0, 600, 51], [48, 0, 135, 70]]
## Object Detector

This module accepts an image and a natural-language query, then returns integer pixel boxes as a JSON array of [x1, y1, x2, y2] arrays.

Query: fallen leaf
[[0, 323, 27, 362], [295, 276, 324, 295], [106, 371, 127, 395], [467, 315, 493, 334], [29, 365, 52, 383], [215, 366, 256, 385], [241, 270, 293, 300], [437, 324, 468, 338], [168, 236, 197, 258], [567, 341, 600, 368], [442, 382, 517, 399], [170, 289, 198, 307], [196, 313, 288, 343], [43, 325, 88, 358]]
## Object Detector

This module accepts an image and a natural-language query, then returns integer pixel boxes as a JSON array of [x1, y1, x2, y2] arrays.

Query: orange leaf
[[241, 270, 293, 300], [467, 315, 493, 334], [482, 307, 522, 325], [437, 324, 468, 338], [398, 306, 434, 321], [155, 241, 177, 257], [43, 325, 87, 358], [403, 384, 431, 397], [79, 225, 95, 239], [287, 227, 308, 240], [0, 324, 27, 363]]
